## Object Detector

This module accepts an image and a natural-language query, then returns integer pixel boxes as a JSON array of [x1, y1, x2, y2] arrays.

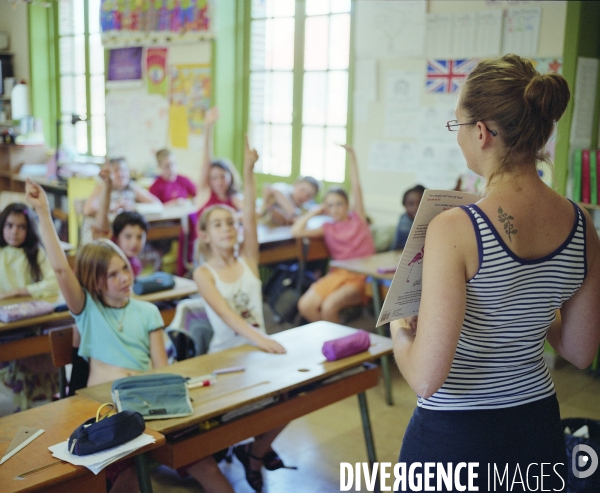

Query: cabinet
[[0, 143, 48, 191]]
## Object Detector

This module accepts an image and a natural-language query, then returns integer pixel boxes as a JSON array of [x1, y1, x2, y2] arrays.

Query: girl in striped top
[[391, 54, 600, 491]]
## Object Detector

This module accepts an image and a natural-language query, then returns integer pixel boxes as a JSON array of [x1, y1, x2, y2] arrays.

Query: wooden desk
[[257, 224, 328, 266], [0, 394, 165, 493], [142, 203, 197, 242], [330, 250, 403, 406], [0, 276, 198, 363], [78, 322, 392, 472]]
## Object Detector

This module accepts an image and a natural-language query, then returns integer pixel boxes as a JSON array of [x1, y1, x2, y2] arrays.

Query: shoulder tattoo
[[497, 206, 517, 242]]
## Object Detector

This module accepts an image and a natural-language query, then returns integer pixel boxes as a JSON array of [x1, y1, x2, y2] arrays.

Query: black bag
[[133, 271, 175, 295], [563, 418, 600, 493], [263, 262, 315, 323], [68, 407, 145, 456]]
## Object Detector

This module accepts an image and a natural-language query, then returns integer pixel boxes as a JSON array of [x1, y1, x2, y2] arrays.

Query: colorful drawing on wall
[[146, 47, 168, 96], [107, 47, 143, 81], [170, 64, 211, 139], [100, 0, 211, 34], [425, 59, 478, 94], [531, 57, 563, 75]]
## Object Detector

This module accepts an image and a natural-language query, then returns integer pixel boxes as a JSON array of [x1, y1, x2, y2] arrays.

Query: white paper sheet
[[502, 7, 541, 56], [376, 190, 480, 326], [569, 57, 599, 149], [49, 433, 156, 475], [384, 70, 423, 137]]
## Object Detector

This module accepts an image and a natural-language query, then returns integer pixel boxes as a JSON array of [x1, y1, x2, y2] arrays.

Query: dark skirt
[[397, 395, 567, 492]]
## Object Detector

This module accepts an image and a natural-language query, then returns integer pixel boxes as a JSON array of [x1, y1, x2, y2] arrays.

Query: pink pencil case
[[322, 330, 371, 361], [0, 300, 55, 323]]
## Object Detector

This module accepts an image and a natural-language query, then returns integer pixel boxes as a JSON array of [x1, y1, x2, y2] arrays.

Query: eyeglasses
[[446, 120, 497, 137]]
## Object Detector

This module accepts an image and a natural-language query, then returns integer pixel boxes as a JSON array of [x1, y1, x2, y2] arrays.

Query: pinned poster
[[146, 47, 168, 96], [169, 105, 189, 149], [107, 47, 143, 87]]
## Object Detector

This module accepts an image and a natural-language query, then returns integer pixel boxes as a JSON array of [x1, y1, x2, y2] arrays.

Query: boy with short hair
[[260, 176, 320, 226]]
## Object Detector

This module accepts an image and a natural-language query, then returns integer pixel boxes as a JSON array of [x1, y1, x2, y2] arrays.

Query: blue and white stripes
[[419, 202, 586, 411]]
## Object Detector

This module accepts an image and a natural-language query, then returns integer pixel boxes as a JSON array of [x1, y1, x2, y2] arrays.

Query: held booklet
[[376, 189, 480, 327]]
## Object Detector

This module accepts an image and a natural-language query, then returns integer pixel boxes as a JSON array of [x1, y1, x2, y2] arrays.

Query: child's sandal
[[233, 444, 264, 492], [263, 448, 297, 471]]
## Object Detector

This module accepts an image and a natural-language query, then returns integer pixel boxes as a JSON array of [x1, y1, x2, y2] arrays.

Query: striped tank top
[[419, 202, 587, 411]]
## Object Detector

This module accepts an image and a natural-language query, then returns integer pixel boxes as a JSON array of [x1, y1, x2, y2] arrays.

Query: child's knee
[[298, 292, 316, 315]]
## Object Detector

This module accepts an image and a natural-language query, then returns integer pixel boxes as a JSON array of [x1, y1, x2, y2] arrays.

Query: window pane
[[251, 0, 267, 19], [60, 114, 76, 149], [88, 0, 101, 33], [329, 14, 350, 69], [268, 124, 292, 176], [306, 0, 330, 16], [270, 72, 293, 123], [90, 75, 105, 115], [91, 115, 106, 156], [301, 126, 325, 180], [270, 18, 294, 70], [250, 20, 266, 71], [271, 0, 295, 17], [304, 16, 329, 70], [89, 34, 105, 75], [74, 35, 86, 74], [327, 71, 348, 126], [330, 0, 352, 13], [303, 72, 326, 125], [59, 37, 74, 74], [75, 74, 87, 116], [60, 76, 75, 113], [58, 0, 75, 35], [75, 120, 88, 155], [250, 72, 266, 123], [324, 127, 347, 182]]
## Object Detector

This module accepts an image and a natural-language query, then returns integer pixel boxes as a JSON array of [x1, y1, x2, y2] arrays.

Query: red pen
[[187, 374, 217, 389]]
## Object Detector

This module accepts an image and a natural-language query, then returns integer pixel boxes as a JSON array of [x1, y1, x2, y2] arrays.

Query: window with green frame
[[248, 0, 351, 184], [57, 0, 106, 157]]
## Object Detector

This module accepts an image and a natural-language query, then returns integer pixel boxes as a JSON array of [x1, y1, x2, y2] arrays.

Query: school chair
[[48, 326, 74, 399], [165, 298, 214, 361]]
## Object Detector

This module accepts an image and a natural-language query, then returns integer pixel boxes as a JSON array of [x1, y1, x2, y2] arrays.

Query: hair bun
[[523, 72, 570, 122]]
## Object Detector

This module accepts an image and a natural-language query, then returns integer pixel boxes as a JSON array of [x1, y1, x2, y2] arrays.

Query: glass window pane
[[89, 34, 105, 75], [58, 0, 75, 35], [60, 114, 76, 150], [75, 74, 87, 116], [75, 120, 88, 155], [303, 72, 327, 125], [324, 127, 347, 183], [250, 20, 266, 71], [329, 14, 350, 69], [301, 126, 325, 180], [306, 0, 330, 16], [249, 122, 265, 172], [271, 0, 295, 17], [268, 124, 292, 176], [271, 18, 294, 70], [90, 75, 105, 115], [89, 0, 101, 33], [59, 37, 75, 75], [327, 71, 348, 126], [304, 16, 329, 71], [74, 35, 86, 75], [250, 72, 266, 123], [270, 72, 293, 124], [331, 0, 352, 13], [60, 76, 75, 113], [91, 115, 106, 156]]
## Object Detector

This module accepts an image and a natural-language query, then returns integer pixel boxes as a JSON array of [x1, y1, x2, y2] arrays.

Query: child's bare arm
[[83, 184, 103, 217], [132, 183, 162, 204], [150, 329, 168, 368], [340, 144, 367, 221], [93, 165, 113, 240], [25, 179, 86, 314], [240, 135, 260, 268], [194, 267, 286, 354], [290, 205, 325, 238]]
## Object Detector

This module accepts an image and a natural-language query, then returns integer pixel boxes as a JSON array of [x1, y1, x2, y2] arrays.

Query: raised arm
[[92, 164, 113, 240], [198, 107, 219, 196], [340, 144, 367, 221], [194, 266, 286, 354], [290, 205, 325, 239], [131, 182, 161, 204], [240, 135, 260, 268], [25, 179, 86, 314]]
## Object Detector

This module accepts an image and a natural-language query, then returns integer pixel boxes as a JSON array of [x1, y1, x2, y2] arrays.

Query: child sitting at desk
[[149, 148, 197, 206], [92, 164, 148, 277], [391, 184, 424, 250], [25, 179, 171, 493], [292, 144, 375, 323], [177, 107, 243, 275], [0, 202, 60, 415], [192, 137, 289, 492], [259, 176, 320, 226]]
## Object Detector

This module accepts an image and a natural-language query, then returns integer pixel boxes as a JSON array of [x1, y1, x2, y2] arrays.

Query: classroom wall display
[[107, 47, 143, 86], [99, 0, 213, 48]]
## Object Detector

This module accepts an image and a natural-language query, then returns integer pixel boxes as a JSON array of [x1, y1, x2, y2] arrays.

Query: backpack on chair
[[263, 262, 315, 323]]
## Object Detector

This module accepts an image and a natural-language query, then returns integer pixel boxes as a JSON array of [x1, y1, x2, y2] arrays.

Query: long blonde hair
[[196, 204, 238, 263]]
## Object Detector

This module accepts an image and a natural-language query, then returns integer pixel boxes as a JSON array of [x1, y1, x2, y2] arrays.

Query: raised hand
[[244, 135, 259, 169], [98, 163, 114, 186], [25, 178, 50, 213], [338, 143, 355, 154], [204, 107, 220, 127]]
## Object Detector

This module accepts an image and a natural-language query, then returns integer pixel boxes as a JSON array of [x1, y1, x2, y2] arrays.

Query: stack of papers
[[48, 433, 156, 475]]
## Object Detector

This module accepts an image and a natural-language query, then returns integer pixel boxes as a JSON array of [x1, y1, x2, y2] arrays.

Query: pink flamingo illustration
[[406, 245, 424, 282]]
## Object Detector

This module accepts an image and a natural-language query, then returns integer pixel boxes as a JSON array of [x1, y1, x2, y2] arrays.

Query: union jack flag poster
[[425, 59, 478, 94]]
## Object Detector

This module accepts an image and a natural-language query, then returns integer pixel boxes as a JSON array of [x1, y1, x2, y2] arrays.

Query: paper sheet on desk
[[48, 433, 156, 475], [376, 190, 479, 327]]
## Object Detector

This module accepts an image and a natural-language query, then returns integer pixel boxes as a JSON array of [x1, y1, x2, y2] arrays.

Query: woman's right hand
[[256, 334, 287, 354], [25, 179, 50, 213]]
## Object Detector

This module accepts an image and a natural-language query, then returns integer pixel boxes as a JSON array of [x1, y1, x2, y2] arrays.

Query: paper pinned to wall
[[570, 57, 599, 149], [369, 141, 402, 172], [355, 0, 426, 59], [474, 10, 502, 57], [502, 7, 541, 56], [384, 70, 423, 137], [169, 105, 190, 149]]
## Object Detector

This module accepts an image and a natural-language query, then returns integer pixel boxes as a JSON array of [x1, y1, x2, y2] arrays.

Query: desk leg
[[134, 452, 154, 493], [371, 279, 394, 405], [358, 391, 380, 493]]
